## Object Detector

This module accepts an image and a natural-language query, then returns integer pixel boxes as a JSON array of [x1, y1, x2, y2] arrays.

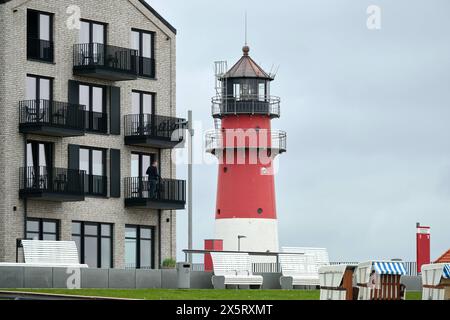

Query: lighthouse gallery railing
[[212, 95, 280, 118], [205, 129, 287, 153]]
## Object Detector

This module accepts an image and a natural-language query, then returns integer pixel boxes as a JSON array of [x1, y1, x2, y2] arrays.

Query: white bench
[[210, 252, 263, 289], [279, 253, 320, 289], [279, 247, 330, 289], [0, 240, 88, 268], [421, 263, 450, 300]]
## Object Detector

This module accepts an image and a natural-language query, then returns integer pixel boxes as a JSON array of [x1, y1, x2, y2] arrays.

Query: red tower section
[[206, 46, 286, 252]]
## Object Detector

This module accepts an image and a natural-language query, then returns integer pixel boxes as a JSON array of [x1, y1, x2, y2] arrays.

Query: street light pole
[[187, 110, 194, 263]]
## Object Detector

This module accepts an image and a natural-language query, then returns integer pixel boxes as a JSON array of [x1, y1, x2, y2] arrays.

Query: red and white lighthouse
[[206, 46, 286, 252]]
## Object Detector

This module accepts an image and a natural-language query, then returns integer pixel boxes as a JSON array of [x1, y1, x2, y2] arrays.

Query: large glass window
[[26, 75, 52, 101], [125, 225, 154, 269], [131, 29, 155, 77], [72, 221, 112, 268], [79, 147, 106, 196], [27, 10, 53, 62], [131, 152, 154, 178], [26, 218, 59, 241], [78, 83, 106, 133]]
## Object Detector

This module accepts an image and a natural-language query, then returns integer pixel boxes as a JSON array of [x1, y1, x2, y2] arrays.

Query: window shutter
[[109, 86, 121, 135], [68, 80, 79, 105], [68, 144, 80, 170], [110, 149, 121, 198]]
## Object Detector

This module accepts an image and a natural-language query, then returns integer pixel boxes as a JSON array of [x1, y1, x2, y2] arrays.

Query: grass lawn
[[2, 289, 422, 300]]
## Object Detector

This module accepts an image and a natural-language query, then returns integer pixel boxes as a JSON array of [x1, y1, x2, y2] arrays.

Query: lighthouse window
[[258, 82, 266, 100], [223, 167, 228, 173], [233, 83, 240, 98], [257, 208, 263, 214]]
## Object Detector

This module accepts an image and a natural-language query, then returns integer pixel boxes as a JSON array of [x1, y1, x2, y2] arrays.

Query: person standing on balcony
[[146, 160, 160, 199]]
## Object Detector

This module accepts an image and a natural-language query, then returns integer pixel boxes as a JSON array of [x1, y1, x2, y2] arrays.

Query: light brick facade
[[0, 0, 179, 268]]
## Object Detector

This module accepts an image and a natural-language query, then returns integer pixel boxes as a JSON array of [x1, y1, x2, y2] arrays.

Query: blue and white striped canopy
[[373, 262, 407, 275], [443, 264, 450, 279]]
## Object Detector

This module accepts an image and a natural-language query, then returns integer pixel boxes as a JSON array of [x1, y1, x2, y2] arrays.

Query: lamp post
[[187, 110, 194, 263], [237, 235, 247, 252]]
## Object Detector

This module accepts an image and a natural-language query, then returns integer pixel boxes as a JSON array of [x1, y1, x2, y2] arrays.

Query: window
[[131, 29, 155, 78], [26, 141, 53, 189], [79, 147, 106, 196], [72, 221, 112, 268], [131, 91, 154, 115], [79, 83, 107, 132], [26, 218, 59, 240], [27, 10, 53, 62], [131, 152, 154, 178], [125, 225, 154, 269], [26, 75, 52, 101], [80, 20, 106, 45]]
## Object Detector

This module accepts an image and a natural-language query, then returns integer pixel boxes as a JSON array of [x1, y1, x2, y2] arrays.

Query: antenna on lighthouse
[[244, 11, 248, 46]]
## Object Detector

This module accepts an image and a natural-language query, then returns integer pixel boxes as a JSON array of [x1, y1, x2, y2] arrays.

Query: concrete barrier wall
[[0, 266, 423, 291]]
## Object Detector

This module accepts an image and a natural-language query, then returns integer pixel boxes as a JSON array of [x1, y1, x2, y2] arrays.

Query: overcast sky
[[147, 0, 450, 262]]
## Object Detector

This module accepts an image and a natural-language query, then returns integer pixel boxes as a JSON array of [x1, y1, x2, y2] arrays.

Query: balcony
[[205, 129, 287, 155], [19, 100, 85, 137], [124, 177, 186, 210], [124, 114, 186, 149], [27, 38, 54, 62], [73, 43, 138, 81], [212, 95, 280, 118], [19, 167, 85, 202]]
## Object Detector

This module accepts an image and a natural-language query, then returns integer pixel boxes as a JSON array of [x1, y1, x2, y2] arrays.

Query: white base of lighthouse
[[214, 218, 279, 253]]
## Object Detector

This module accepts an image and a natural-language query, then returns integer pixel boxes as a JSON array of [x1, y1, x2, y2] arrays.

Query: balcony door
[[132, 91, 154, 135], [79, 147, 106, 196], [79, 20, 106, 65], [79, 83, 106, 132], [26, 75, 52, 123], [131, 29, 154, 77], [131, 152, 154, 198], [26, 141, 53, 189]]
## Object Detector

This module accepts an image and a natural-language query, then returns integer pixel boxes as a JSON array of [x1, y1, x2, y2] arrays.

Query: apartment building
[[0, 0, 186, 269]]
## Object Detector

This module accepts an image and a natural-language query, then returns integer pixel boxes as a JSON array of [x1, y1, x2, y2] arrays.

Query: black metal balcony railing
[[27, 38, 54, 62], [85, 111, 108, 133], [84, 174, 107, 197], [125, 114, 186, 141], [205, 129, 287, 154], [137, 56, 156, 78], [124, 177, 186, 204], [73, 43, 138, 77], [19, 99, 85, 130], [20, 166, 85, 196], [212, 95, 281, 118]]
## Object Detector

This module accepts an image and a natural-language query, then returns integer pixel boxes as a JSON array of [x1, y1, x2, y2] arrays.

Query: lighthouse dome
[[222, 46, 273, 80]]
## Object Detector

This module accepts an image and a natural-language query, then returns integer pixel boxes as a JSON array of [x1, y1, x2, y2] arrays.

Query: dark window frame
[[131, 28, 156, 78], [125, 225, 155, 269], [77, 81, 107, 133], [79, 146, 107, 196], [26, 74, 54, 102], [132, 90, 156, 115], [79, 19, 107, 45], [26, 218, 60, 241], [27, 9, 54, 63], [26, 139, 54, 170], [72, 221, 113, 268], [131, 152, 156, 178]]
